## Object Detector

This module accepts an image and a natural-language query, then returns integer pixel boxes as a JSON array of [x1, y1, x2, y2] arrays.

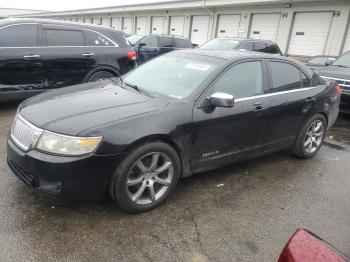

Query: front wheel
[[109, 142, 181, 213], [292, 114, 327, 159]]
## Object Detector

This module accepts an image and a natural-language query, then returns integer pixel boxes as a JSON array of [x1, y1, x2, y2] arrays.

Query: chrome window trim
[[0, 22, 119, 48], [234, 86, 320, 102], [320, 76, 350, 83]]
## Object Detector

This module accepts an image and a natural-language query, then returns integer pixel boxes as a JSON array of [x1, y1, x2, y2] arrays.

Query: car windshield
[[200, 39, 239, 50], [333, 52, 350, 67], [126, 34, 146, 46], [122, 54, 219, 100]]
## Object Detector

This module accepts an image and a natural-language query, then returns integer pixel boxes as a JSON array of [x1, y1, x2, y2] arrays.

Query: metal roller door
[[151, 17, 164, 34], [342, 24, 350, 53], [136, 17, 147, 34], [216, 14, 241, 38], [123, 17, 133, 33], [169, 16, 185, 36], [101, 17, 110, 28], [249, 13, 281, 41], [191, 15, 210, 46], [111, 18, 121, 30], [92, 18, 101, 25], [288, 12, 333, 56]]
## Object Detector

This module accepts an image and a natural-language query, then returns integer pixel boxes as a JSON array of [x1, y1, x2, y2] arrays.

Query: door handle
[[81, 53, 95, 57], [253, 102, 262, 107], [306, 97, 316, 103], [254, 106, 266, 113], [24, 54, 40, 59]]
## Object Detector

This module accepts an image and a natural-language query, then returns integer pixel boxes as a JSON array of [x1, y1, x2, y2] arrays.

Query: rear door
[[191, 60, 270, 171], [0, 23, 44, 94], [262, 60, 317, 151], [40, 24, 95, 89]]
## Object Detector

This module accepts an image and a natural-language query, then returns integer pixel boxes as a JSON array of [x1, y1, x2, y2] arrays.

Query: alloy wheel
[[126, 152, 174, 205], [304, 120, 324, 154]]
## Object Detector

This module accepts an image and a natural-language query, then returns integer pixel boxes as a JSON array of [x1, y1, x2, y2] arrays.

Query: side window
[[45, 29, 84, 46], [174, 38, 190, 48], [158, 36, 173, 48], [265, 43, 279, 54], [212, 61, 263, 99], [139, 35, 157, 47], [301, 72, 312, 88], [240, 42, 254, 51], [84, 30, 112, 46], [254, 42, 267, 52], [269, 62, 302, 92], [0, 24, 37, 47]]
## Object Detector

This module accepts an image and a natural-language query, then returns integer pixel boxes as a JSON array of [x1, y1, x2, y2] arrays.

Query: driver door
[[191, 60, 270, 171]]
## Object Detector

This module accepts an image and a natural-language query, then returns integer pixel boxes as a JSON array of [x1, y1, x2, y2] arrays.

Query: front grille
[[320, 76, 350, 92], [11, 115, 43, 151]]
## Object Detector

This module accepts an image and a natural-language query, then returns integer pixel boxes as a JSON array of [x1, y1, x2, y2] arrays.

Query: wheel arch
[[124, 134, 185, 176], [83, 66, 121, 82]]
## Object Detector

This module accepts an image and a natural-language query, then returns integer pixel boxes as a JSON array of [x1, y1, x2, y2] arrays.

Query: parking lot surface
[[1, 103, 350, 262]]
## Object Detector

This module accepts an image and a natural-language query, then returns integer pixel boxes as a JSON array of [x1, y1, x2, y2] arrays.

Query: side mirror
[[207, 92, 234, 108], [325, 58, 334, 66]]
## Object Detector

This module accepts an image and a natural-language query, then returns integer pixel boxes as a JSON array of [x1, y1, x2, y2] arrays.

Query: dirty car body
[[7, 50, 340, 206]]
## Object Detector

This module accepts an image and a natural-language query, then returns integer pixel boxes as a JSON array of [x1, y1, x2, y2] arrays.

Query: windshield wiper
[[333, 64, 349, 68], [124, 81, 141, 92]]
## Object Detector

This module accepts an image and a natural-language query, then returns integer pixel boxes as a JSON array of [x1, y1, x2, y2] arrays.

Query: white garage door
[[136, 17, 147, 34], [77, 18, 84, 23], [151, 16, 164, 34], [123, 17, 133, 33], [249, 13, 281, 41], [217, 14, 241, 38], [92, 18, 101, 25], [111, 17, 121, 30], [169, 16, 185, 36], [101, 17, 110, 28], [288, 12, 333, 56], [342, 25, 350, 53], [191, 15, 210, 45]]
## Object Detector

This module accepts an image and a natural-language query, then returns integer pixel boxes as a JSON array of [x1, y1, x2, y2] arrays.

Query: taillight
[[126, 50, 137, 61], [335, 84, 343, 94]]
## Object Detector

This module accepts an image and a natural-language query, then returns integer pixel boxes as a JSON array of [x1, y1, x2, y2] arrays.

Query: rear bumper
[[7, 139, 125, 200]]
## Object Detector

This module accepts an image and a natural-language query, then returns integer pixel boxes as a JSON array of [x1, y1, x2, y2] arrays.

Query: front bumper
[[7, 139, 125, 200]]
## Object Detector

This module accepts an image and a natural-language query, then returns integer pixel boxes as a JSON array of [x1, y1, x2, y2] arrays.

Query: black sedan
[[7, 50, 341, 213]]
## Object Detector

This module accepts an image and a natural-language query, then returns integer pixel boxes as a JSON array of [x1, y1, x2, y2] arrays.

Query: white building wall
[[17, 0, 350, 57]]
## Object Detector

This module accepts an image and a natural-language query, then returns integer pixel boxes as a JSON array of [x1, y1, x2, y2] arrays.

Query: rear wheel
[[292, 114, 327, 159], [109, 142, 181, 213], [87, 71, 115, 82]]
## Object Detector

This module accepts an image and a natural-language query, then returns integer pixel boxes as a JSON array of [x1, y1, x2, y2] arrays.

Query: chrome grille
[[320, 76, 350, 92], [11, 115, 43, 151]]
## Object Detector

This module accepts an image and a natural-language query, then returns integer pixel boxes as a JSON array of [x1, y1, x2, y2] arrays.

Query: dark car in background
[[0, 18, 136, 102], [126, 34, 193, 64], [313, 51, 350, 113], [199, 37, 283, 55], [305, 55, 337, 68], [7, 50, 340, 213]]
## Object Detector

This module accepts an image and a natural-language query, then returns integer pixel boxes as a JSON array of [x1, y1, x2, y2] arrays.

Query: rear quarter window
[[84, 30, 114, 46]]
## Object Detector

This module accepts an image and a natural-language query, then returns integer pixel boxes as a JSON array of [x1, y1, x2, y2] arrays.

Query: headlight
[[36, 131, 102, 156]]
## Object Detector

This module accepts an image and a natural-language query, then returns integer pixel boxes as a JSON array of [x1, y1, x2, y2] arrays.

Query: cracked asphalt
[[1, 103, 350, 262]]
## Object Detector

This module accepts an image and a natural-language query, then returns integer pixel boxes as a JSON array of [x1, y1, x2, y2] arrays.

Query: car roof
[[0, 18, 121, 33], [211, 37, 275, 43]]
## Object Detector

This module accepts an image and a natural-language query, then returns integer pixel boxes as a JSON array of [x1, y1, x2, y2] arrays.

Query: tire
[[292, 114, 327, 159], [109, 141, 181, 213], [87, 71, 115, 83]]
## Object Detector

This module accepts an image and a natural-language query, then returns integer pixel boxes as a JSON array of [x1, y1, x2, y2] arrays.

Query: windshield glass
[[200, 38, 239, 50], [333, 52, 350, 67], [126, 34, 146, 46], [122, 54, 219, 100]]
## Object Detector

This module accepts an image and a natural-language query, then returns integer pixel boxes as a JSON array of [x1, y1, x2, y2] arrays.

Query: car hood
[[19, 81, 169, 136], [313, 65, 350, 80]]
